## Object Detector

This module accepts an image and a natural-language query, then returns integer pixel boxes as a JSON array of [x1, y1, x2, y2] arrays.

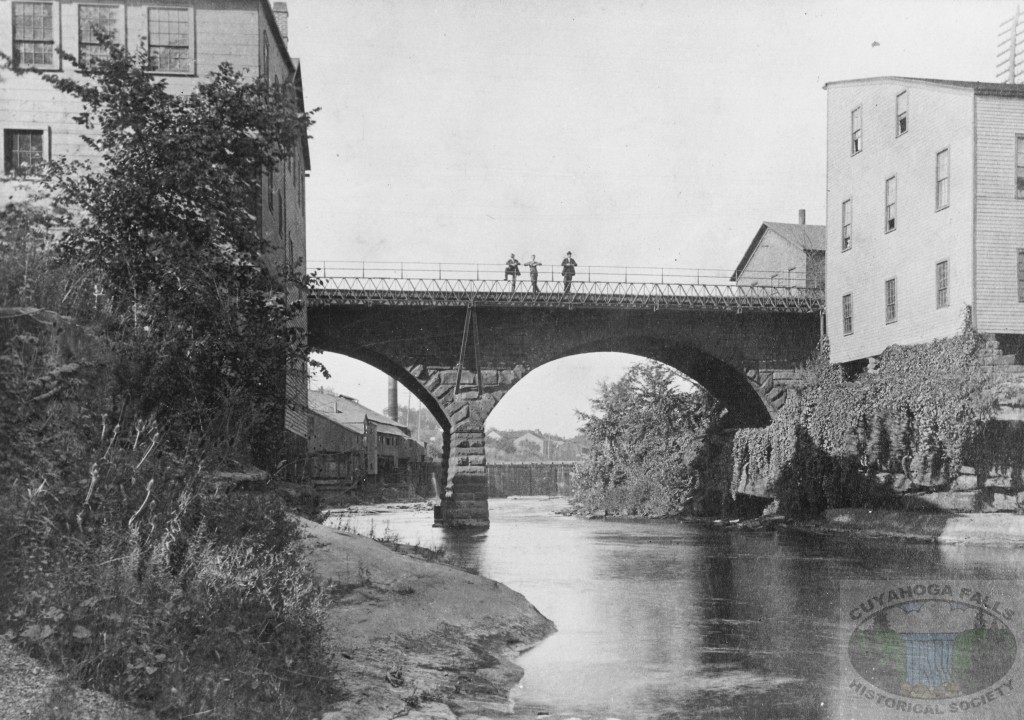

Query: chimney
[[387, 377, 399, 422], [798, 209, 806, 225], [273, 2, 289, 46]]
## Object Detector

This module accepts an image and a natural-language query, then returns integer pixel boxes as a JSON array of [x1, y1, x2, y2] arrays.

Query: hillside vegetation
[[0, 43, 337, 718]]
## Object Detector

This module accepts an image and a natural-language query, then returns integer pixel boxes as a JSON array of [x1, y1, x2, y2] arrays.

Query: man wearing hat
[[561, 251, 577, 293]]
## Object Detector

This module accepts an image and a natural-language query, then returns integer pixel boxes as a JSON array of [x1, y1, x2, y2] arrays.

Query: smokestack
[[387, 377, 399, 422], [273, 2, 289, 45], [798, 209, 806, 225]]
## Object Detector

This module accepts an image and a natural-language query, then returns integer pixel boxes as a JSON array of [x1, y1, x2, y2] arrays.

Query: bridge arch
[[521, 336, 774, 429], [308, 297, 821, 527], [318, 347, 451, 434]]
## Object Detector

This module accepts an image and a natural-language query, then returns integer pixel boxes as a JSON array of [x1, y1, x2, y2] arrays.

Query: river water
[[331, 497, 1024, 720]]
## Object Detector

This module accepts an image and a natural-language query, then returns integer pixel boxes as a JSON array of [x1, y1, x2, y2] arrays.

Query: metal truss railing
[[309, 260, 812, 287], [311, 276, 825, 313]]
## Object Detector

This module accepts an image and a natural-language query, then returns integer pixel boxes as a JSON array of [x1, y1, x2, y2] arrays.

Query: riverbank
[[789, 508, 1024, 546], [302, 517, 556, 720]]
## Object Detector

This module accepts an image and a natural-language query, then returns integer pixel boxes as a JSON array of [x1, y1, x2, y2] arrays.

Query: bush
[[570, 361, 730, 517], [0, 205, 338, 717], [5, 525, 334, 719], [734, 328, 997, 516]]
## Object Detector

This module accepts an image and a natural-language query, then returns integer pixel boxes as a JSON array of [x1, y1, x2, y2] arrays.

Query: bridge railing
[[308, 260, 814, 288], [311, 275, 825, 312]]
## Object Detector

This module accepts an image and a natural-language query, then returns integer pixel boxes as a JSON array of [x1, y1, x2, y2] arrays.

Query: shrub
[[570, 361, 729, 517], [734, 328, 997, 516]]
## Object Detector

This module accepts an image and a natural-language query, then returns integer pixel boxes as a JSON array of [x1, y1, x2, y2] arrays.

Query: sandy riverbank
[[302, 517, 556, 720], [792, 508, 1024, 546]]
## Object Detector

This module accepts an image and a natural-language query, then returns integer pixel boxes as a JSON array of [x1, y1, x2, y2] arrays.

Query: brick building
[[0, 0, 311, 450], [825, 77, 1024, 365]]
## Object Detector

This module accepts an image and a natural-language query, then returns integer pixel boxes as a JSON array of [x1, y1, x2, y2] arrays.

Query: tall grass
[[1, 201, 340, 718]]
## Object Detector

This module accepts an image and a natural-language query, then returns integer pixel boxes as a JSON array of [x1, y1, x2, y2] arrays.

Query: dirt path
[[301, 518, 556, 720]]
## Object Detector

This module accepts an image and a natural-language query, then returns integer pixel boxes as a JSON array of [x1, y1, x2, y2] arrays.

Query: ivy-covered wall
[[731, 327, 1023, 516]]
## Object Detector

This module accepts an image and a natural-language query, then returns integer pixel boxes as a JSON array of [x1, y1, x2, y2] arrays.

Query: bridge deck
[[311, 277, 825, 312]]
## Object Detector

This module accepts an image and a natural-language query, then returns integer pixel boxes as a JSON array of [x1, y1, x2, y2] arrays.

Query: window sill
[[936, 204, 949, 212], [145, 69, 197, 77]]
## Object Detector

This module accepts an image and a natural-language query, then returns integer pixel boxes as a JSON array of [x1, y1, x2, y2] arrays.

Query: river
[[330, 497, 1024, 720]]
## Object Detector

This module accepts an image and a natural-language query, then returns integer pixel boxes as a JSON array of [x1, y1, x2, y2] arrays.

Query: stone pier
[[413, 365, 525, 528], [434, 428, 489, 527]]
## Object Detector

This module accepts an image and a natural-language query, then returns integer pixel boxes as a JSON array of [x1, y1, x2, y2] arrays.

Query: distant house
[[306, 389, 426, 491], [512, 431, 546, 455], [731, 211, 826, 290]]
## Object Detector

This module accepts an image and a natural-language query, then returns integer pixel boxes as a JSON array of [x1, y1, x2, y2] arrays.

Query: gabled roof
[[308, 389, 410, 437], [731, 222, 826, 281], [823, 76, 1024, 99]]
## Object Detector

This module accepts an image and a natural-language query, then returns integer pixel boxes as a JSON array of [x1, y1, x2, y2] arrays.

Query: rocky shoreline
[[302, 517, 556, 720]]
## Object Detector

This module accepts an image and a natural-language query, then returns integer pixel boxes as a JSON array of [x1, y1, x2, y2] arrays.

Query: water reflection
[[327, 499, 1024, 720]]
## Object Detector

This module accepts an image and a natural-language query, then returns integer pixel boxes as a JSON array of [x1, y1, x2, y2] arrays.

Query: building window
[[1016, 136, 1024, 199], [936, 148, 950, 210], [267, 165, 275, 211], [842, 293, 853, 335], [851, 107, 862, 155], [1018, 250, 1024, 303], [262, 32, 270, 77], [936, 260, 949, 308], [896, 91, 908, 136], [885, 278, 897, 323], [885, 176, 897, 232], [13, 2, 55, 68], [4, 129, 45, 175], [79, 5, 120, 64], [841, 199, 852, 251], [148, 7, 192, 73], [277, 190, 284, 235]]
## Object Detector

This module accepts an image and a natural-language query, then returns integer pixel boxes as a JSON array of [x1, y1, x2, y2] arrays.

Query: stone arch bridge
[[308, 270, 824, 527]]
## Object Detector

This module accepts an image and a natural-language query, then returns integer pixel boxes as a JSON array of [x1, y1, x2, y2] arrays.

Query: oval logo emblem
[[849, 598, 1017, 700]]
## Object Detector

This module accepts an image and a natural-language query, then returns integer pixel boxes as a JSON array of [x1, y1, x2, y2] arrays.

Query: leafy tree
[[35, 41, 317, 464], [570, 361, 727, 516], [493, 435, 518, 456]]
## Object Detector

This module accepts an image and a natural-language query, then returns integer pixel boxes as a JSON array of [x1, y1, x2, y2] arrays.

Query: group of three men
[[504, 251, 577, 293]]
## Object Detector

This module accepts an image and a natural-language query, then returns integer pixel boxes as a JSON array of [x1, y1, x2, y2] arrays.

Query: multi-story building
[[825, 76, 1024, 365], [731, 210, 826, 290], [0, 0, 311, 450]]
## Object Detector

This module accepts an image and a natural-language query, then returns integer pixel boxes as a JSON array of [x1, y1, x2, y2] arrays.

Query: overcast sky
[[292, 0, 1017, 435]]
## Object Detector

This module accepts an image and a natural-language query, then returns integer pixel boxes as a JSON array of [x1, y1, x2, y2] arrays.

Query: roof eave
[[732, 223, 769, 282]]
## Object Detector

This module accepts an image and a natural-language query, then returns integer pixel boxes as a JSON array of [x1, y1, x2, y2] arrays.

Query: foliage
[[570, 361, 728, 517], [0, 45, 338, 718], [35, 41, 317, 464], [733, 328, 997, 516]]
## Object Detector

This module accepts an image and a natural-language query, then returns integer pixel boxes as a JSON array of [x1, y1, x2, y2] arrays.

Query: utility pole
[[998, 6, 1024, 83]]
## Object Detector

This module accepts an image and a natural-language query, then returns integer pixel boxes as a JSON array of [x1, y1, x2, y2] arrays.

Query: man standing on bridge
[[504, 253, 521, 291], [561, 251, 577, 293], [525, 254, 542, 292]]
